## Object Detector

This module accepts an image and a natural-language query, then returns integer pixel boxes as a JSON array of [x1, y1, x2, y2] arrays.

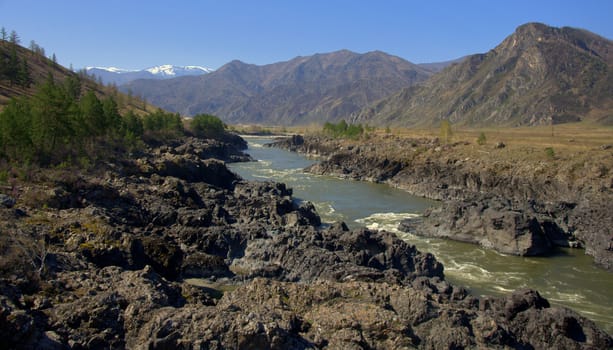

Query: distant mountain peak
[[144, 64, 214, 76], [85, 66, 137, 73], [84, 64, 214, 85]]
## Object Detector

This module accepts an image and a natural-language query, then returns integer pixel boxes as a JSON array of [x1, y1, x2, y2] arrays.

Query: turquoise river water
[[228, 136, 613, 334]]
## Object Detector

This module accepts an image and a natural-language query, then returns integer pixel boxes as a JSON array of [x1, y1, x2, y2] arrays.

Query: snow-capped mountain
[[85, 65, 213, 85], [144, 64, 213, 77]]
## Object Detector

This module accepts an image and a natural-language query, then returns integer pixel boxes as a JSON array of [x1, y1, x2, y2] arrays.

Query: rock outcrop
[[270, 134, 613, 269], [0, 135, 610, 348]]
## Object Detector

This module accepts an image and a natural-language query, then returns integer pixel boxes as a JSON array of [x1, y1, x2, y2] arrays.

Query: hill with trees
[[0, 27, 233, 168]]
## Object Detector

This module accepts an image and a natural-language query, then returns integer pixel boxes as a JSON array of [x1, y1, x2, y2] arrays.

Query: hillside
[[0, 40, 73, 105], [356, 23, 613, 127], [0, 39, 149, 115], [121, 50, 432, 125]]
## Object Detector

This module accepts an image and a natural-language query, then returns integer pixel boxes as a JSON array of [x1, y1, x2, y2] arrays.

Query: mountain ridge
[[121, 49, 433, 124], [117, 22, 613, 127], [355, 22, 613, 127]]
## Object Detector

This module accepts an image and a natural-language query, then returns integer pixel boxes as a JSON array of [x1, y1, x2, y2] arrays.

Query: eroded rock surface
[[0, 135, 610, 349]]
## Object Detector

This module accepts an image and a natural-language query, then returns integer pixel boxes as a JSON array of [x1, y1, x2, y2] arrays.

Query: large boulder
[[231, 225, 444, 284], [401, 195, 553, 256]]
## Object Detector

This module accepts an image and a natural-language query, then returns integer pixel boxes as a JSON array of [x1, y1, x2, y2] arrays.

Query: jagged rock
[[230, 226, 443, 284], [0, 295, 37, 349], [0, 194, 16, 208], [1, 135, 610, 348], [125, 279, 610, 349], [181, 252, 232, 279], [138, 236, 183, 280], [401, 196, 554, 256], [48, 266, 184, 349]]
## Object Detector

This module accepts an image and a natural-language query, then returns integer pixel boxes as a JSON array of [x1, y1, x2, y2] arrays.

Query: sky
[[1, 0, 612, 70]]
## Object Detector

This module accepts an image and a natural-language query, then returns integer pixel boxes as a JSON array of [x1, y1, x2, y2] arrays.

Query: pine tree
[[9, 30, 19, 45], [30, 75, 77, 163], [80, 91, 105, 138], [0, 27, 7, 41], [18, 58, 32, 87], [7, 43, 19, 86], [0, 97, 33, 160], [102, 96, 121, 134], [122, 110, 143, 137]]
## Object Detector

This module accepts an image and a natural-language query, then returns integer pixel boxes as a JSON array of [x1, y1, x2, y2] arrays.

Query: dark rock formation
[[0, 135, 610, 349], [270, 134, 613, 268], [400, 195, 554, 256]]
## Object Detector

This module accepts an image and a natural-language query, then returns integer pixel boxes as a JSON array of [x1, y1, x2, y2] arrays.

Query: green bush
[[545, 147, 555, 159], [477, 132, 487, 145], [440, 120, 452, 144], [190, 114, 225, 139], [323, 120, 364, 139]]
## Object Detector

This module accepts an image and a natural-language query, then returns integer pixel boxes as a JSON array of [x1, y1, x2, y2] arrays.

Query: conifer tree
[[9, 30, 19, 45], [102, 96, 121, 134], [80, 91, 105, 138], [0, 97, 33, 160], [7, 43, 19, 86], [18, 58, 32, 87]]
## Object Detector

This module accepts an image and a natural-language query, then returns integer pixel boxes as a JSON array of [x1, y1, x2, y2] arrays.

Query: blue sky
[[1, 0, 611, 70]]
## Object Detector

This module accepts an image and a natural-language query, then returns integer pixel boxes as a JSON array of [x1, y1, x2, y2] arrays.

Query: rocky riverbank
[[269, 134, 613, 270], [0, 134, 610, 348]]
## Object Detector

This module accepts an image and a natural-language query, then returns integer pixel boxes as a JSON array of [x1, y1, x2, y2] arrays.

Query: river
[[229, 136, 613, 334]]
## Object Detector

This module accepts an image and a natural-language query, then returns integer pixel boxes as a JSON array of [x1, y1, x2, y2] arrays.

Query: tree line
[[0, 73, 226, 167], [0, 27, 32, 88]]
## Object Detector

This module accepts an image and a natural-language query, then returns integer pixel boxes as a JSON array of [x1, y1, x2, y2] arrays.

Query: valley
[[1, 19, 612, 348]]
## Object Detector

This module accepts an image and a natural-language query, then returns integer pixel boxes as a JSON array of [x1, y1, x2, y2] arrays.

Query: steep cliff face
[[357, 23, 613, 127]]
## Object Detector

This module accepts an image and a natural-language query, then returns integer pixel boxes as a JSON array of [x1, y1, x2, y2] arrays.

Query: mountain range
[[118, 23, 612, 127], [120, 50, 436, 125], [86, 65, 213, 85]]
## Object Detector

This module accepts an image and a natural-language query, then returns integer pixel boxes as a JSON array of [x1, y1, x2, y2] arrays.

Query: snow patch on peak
[[83, 64, 213, 85], [145, 65, 214, 76], [86, 66, 137, 73], [145, 64, 175, 75]]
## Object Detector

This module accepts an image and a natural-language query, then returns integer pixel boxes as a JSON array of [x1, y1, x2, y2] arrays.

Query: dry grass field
[[239, 122, 613, 186]]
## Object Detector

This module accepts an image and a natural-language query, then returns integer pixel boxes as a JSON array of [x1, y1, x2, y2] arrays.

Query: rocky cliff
[[0, 135, 610, 348]]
